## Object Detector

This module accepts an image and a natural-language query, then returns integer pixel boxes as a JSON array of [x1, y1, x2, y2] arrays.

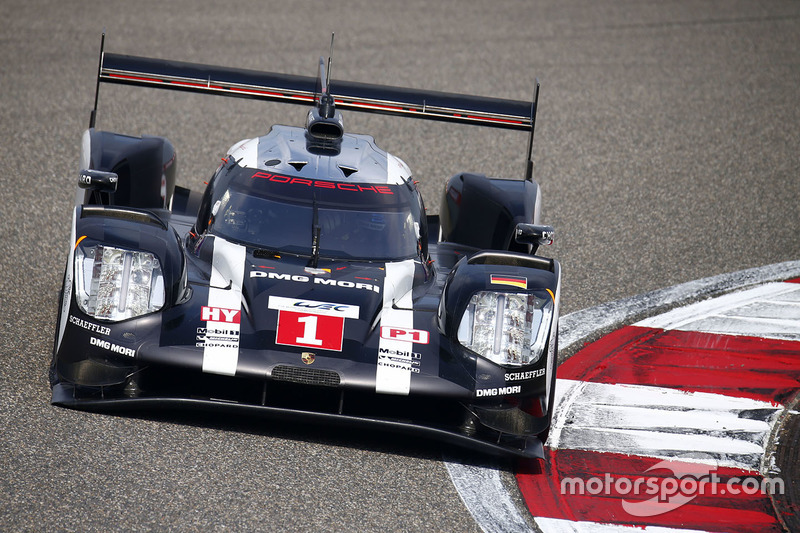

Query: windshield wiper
[[309, 189, 321, 268]]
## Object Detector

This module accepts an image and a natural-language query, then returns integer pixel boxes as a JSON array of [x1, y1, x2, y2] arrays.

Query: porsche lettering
[[252, 171, 394, 195]]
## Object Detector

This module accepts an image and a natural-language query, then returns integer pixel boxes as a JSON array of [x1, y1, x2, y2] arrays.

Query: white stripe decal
[[202, 238, 246, 375], [375, 259, 416, 395]]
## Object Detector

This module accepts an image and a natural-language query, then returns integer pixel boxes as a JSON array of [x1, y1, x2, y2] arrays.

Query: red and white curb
[[445, 260, 800, 533]]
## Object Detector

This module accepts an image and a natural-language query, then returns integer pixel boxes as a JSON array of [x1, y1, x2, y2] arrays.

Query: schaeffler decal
[[268, 296, 359, 352], [380, 326, 430, 345], [490, 274, 528, 289], [250, 270, 380, 293], [69, 315, 111, 336], [505, 368, 546, 382]]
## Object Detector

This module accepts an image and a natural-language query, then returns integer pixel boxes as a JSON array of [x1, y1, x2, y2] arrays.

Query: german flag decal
[[490, 275, 528, 289]]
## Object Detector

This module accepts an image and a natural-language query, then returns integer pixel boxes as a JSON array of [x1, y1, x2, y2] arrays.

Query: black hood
[[245, 253, 387, 350]]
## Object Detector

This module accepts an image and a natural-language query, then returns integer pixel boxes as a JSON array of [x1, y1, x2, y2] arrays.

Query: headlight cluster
[[74, 244, 165, 321], [457, 291, 553, 366]]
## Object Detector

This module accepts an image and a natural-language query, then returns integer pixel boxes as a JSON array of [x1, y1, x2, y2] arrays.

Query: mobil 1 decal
[[268, 296, 359, 352]]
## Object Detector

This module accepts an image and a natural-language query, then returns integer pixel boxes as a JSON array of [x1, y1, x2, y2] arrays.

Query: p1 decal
[[490, 274, 527, 290], [268, 296, 358, 352], [380, 326, 430, 345]]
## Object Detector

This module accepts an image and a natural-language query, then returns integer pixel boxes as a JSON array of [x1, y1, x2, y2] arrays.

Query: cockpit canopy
[[198, 164, 424, 261]]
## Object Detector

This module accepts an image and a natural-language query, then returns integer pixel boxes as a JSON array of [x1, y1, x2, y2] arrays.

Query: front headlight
[[74, 244, 165, 321], [457, 291, 553, 366]]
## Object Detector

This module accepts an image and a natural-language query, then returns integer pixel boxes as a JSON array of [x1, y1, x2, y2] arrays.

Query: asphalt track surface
[[1, 1, 798, 531]]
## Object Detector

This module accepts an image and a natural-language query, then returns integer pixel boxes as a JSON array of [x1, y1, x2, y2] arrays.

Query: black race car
[[52, 37, 561, 458]]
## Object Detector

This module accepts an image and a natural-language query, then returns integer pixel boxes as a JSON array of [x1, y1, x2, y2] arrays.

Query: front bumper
[[51, 366, 548, 459]]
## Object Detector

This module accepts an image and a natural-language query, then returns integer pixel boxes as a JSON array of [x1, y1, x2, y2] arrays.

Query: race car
[[51, 36, 561, 459]]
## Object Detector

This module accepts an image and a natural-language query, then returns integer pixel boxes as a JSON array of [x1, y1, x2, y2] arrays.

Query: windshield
[[208, 178, 419, 261]]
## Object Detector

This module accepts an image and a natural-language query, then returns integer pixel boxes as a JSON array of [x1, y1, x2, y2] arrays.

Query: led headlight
[[74, 244, 165, 321], [457, 291, 553, 366]]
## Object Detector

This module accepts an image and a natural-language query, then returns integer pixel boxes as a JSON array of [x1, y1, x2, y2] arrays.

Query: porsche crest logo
[[301, 352, 315, 365]]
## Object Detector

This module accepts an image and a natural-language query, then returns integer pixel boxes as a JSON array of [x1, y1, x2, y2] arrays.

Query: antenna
[[89, 31, 106, 128], [327, 32, 334, 89], [524, 79, 540, 182], [316, 33, 337, 120]]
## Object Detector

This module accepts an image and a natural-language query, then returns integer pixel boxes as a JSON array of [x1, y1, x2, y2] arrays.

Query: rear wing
[[90, 35, 540, 178]]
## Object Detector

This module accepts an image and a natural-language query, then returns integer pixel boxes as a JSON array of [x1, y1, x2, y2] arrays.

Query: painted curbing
[[446, 260, 800, 533]]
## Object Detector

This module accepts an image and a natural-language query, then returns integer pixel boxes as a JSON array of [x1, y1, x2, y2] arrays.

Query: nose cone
[[245, 258, 385, 353]]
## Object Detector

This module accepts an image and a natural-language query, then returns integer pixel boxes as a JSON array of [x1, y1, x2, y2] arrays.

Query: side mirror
[[514, 223, 554, 247], [78, 169, 118, 193]]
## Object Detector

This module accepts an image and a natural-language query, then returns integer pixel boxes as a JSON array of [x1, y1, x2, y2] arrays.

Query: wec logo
[[293, 302, 350, 312], [268, 296, 359, 319]]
